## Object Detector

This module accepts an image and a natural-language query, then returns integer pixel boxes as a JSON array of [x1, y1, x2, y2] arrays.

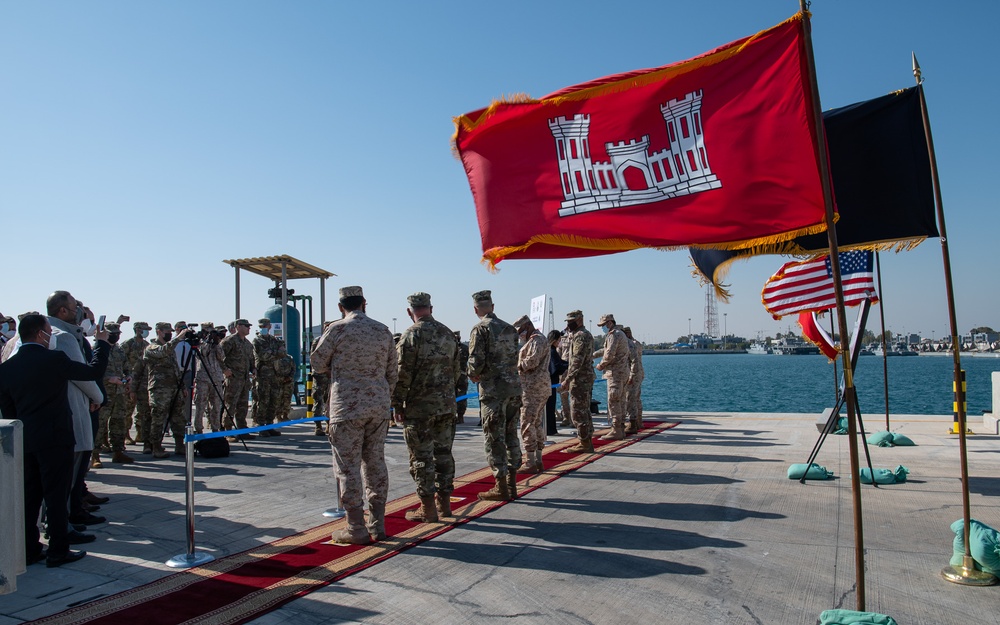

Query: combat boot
[[477, 476, 511, 501], [90, 451, 103, 469], [517, 454, 540, 475], [152, 445, 171, 459], [405, 496, 439, 523], [174, 437, 186, 456], [534, 449, 544, 471], [142, 443, 153, 454], [331, 509, 372, 545], [566, 439, 595, 453], [365, 502, 386, 541], [314, 423, 326, 436], [435, 492, 452, 518], [506, 473, 518, 499], [600, 426, 625, 441], [624, 422, 639, 435], [112, 450, 135, 464]]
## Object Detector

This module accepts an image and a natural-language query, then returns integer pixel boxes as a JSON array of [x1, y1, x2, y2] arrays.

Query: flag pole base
[[941, 556, 998, 586], [166, 551, 215, 569], [322, 507, 347, 519]]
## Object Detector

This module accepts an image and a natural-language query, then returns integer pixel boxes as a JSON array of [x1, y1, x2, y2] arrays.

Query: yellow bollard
[[950, 370, 972, 435]]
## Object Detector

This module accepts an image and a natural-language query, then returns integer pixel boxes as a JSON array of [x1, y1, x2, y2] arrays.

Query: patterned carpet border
[[28, 420, 679, 625]]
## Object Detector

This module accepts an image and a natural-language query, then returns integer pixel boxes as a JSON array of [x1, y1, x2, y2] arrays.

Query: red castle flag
[[453, 13, 828, 269]]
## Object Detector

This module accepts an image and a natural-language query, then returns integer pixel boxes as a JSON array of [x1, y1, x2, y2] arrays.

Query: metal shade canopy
[[223, 254, 336, 330]]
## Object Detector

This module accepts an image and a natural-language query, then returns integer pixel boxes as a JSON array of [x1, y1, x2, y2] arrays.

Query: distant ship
[[748, 342, 772, 355], [771, 336, 820, 356], [873, 343, 918, 357]]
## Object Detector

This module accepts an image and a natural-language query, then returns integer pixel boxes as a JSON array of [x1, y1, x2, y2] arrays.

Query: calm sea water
[[467, 354, 1000, 416]]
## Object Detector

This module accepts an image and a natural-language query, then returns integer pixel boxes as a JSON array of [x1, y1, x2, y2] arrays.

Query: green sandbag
[[787, 463, 833, 480], [833, 417, 849, 435], [859, 465, 909, 484], [819, 609, 898, 625], [889, 432, 915, 446], [950, 518, 1000, 575], [866, 431, 895, 447]]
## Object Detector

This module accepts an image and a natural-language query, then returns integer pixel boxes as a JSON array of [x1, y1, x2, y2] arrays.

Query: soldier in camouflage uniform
[[621, 326, 645, 433], [221, 319, 255, 439], [513, 315, 550, 474], [193, 322, 226, 433], [309, 322, 332, 435], [122, 321, 152, 445], [593, 313, 630, 440], [144, 322, 192, 458], [563, 310, 596, 452], [274, 352, 295, 422], [557, 332, 572, 426], [311, 286, 397, 545], [93, 322, 134, 466], [468, 290, 523, 501], [252, 318, 286, 437], [454, 331, 469, 423], [393, 292, 461, 523]]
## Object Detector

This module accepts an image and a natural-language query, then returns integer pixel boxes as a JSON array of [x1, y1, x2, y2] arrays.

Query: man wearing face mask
[[143, 322, 192, 458], [45, 291, 106, 525], [221, 319, 255, 438], [251, 318, 286, 436], [123, 322, 152, 447], [0, 314, 15, 351], [93, 323, 134, 466], [512, 315, 550, 475], [562, 310, 595, 453], [0, 313, 111, 568], [593, 314, 630, 440]]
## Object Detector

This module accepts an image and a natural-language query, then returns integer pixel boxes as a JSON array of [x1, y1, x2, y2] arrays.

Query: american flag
[[762, 251, 878, 320]]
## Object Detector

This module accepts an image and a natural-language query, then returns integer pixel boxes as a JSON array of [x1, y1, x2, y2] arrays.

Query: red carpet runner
[[29, 421, 679, 625]]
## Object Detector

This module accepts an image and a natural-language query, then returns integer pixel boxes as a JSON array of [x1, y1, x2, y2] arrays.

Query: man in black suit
[[0, 313, 110, 567]]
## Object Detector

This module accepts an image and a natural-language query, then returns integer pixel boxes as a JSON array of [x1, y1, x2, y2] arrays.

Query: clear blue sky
[[3, 1, 996, 344]]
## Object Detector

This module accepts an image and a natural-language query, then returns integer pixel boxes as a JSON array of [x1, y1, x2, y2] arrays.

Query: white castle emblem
[[548, 90, 721, 217]]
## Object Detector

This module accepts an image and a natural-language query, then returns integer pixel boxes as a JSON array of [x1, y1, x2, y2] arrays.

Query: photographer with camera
[[143, 322, 192, 458], [193, 322, 226, 433]]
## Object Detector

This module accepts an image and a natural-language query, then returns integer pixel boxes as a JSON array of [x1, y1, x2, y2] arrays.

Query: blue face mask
[[260, 327, 268, 336], [140, 329, 149, 338], [601, 326, 609, 335]]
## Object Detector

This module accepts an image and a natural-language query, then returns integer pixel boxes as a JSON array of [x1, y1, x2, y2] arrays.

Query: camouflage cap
[[407, 292, 431, 308], [214, 325, 227, 332], [512, 315, 532, 332], [598, 313, 616, 326], [133, 321, 152, 331], [155, 322, 172, 331], [201, 321, 215, 329], [235, 319, 251, 327], [339, 285, 364, 299], [105, 322, 121, 333], [258, 318, 271, 326], [565, 310, 584, 321], [472, 290, 492, 304], [174, 321, 188, 330]]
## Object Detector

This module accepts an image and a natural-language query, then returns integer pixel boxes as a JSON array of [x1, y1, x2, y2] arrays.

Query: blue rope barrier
[[185, 416, 327, 443]]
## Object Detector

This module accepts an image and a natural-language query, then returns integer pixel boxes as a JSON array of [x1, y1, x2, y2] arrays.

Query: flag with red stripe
[[762, 251, 877, 320], [798, 311, 839, 361]]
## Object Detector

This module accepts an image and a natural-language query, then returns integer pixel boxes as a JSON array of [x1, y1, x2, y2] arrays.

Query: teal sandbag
[[833, 417, 849, 435], [787, 463, 833, 480], [859, 465, 909, 484], [866, 431, 895, 447], [819, 609, 898, 625], [950, 518, 1000, 575], [889, 432, 915, 446]]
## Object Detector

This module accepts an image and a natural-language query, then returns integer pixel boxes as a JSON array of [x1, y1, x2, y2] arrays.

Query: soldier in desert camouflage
[[512, 315, 550, 475]]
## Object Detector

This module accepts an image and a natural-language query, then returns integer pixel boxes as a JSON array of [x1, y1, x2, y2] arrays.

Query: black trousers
[[545, 388, 558, 435], [24, 443, 75, 559]]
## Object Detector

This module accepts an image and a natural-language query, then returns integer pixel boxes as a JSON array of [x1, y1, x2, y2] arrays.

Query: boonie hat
[[512, 315, 532, 332], [598, 314, 616, 326]]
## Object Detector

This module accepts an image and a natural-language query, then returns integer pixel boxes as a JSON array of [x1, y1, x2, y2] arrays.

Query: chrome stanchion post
[[166, 425, 216, 568], [322, 446, 346, 519]]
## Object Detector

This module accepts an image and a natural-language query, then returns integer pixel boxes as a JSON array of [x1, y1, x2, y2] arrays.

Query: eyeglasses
[[239, 323, 251, 327]]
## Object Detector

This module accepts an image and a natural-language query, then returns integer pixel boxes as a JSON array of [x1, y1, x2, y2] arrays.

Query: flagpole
[[874, 252, 890, 430], [829, 314, 839, 404], [798, 2, 868, 609], [913, 53, 997, 587]]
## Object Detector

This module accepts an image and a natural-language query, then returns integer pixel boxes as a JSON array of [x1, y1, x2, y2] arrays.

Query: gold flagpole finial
[[912, 52, 923, 84]]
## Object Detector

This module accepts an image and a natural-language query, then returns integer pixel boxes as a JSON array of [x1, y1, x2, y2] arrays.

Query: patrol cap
[[133, 321, 152, 331], [258, 318, 271, 326], [339, 286, 364, 299], [598, 313, 616, 326], [407, 292, 431, 308], [472, 290, 492, 304], [235, 319, 251, 327], [155, 322, 172, 331], [512, 315, 532, 332], [174, 321, 188, 330], [105, 322, 121, 333], [565, 310, 584, 321]]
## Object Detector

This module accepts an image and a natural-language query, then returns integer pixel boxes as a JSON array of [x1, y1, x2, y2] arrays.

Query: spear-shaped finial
[[912, 52, 923, 84]]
